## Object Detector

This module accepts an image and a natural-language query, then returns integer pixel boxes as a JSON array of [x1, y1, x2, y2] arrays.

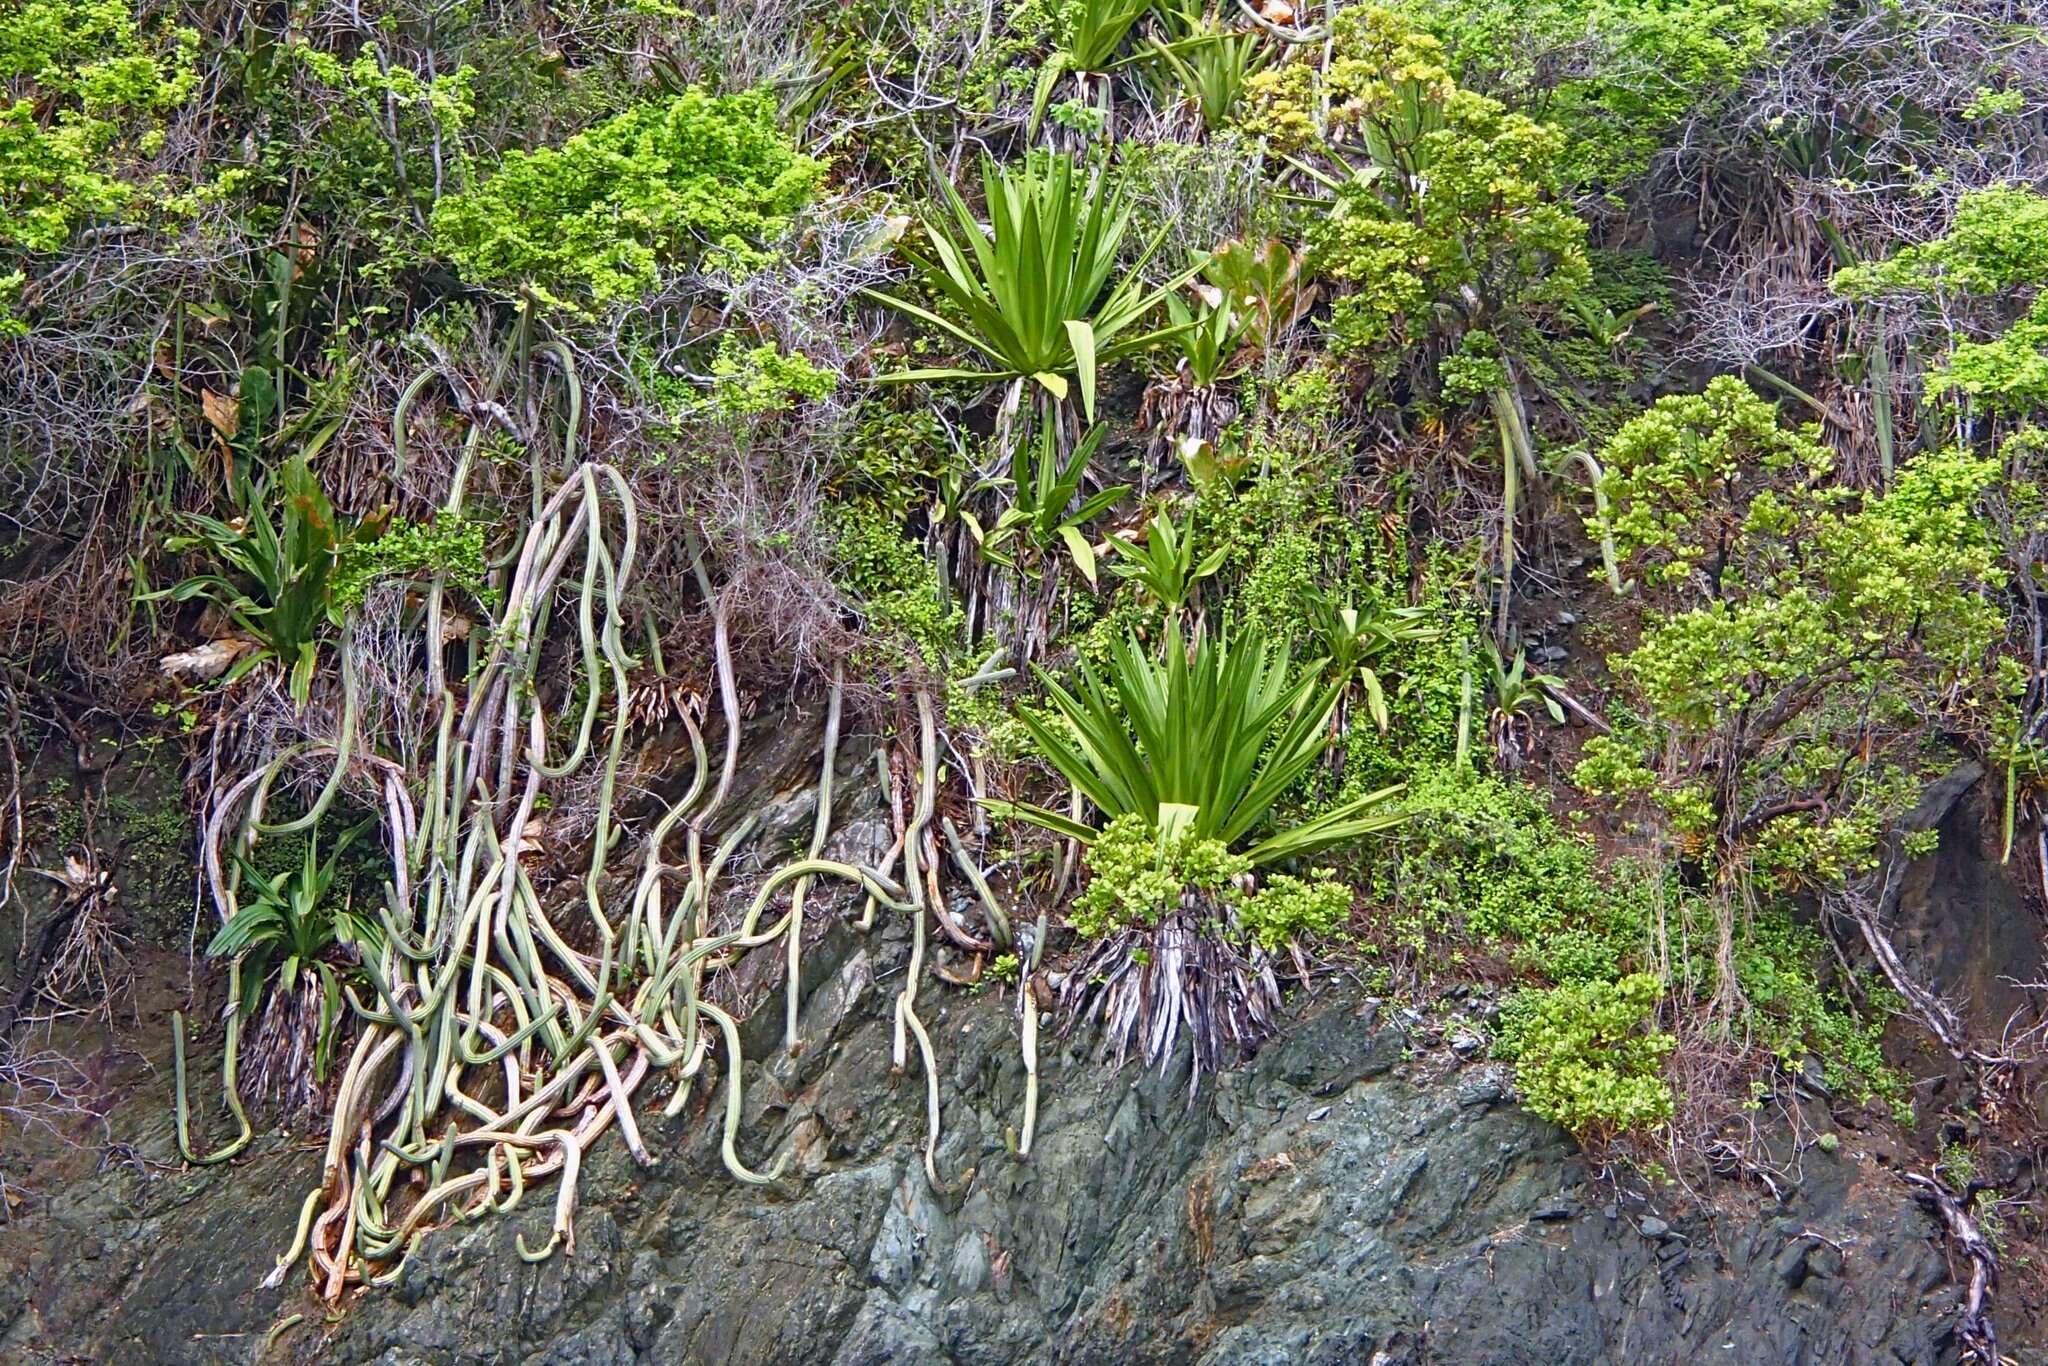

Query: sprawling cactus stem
[[184, 361, 1015, 1299]]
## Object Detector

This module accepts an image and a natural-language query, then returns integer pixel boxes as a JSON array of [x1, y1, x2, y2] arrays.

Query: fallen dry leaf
[[160, 637, 256, 684], [200, 389, 239, 441]]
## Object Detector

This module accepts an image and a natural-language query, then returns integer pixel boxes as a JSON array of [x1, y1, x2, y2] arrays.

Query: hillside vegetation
[[2, 1, 2046, 1355]]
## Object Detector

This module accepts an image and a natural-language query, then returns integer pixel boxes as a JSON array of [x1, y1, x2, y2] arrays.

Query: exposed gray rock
[[0, 928, 1978, 1364], [0, 731, 2020, 1365]]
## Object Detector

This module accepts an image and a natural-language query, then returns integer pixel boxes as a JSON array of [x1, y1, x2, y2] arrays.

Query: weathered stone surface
[[0, 936, 1974, 1364], [0, 731, 2016, 1365]]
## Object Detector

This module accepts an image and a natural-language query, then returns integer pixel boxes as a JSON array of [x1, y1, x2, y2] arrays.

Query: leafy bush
[[431, 88, 820, 306], [1070, 812, 1247, 938], [1594, 375, 1834, 590], [1835, 187, 2048, 415], [0, 0, 197, 254], [1237, 869, 1355, 952], [706, 339, 837, 417], [332, 514, 491, 612], [1403, 0, 1823, 189], [1496, 973, 1676, 1139], [1734, 907, 1907, 1117], [1584, 442, 2012, 892], [829, 501, 958, 666], [1369, 765, 1639, 968], [1246, 7, 1589, 366]]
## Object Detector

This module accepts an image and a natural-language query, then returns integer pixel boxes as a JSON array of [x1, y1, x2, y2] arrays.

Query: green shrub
[[0, 0, 197, 255], [1250, 7, 1588, 368], [1237, 869, 1354, 952], [1369, 765, 1640, 959], [1070, 812, 1247, 939], [1594, 375, 1834, 590], [828, 501, 958, 666], [1402, 0, 1823, 190], [1496, 972, 1676, 1138], [431, 88, 819, 306], [1733, 907, 1908, 1117], [332, 514, 491, 612], [707, 339, 836, 416]]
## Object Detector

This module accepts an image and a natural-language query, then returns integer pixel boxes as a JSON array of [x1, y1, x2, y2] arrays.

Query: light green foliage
[[1585, 436, 2012, 892], [332, 515, 492, 612], [1438, 330, 1507, 404], [1834, 187, 2048, 299], [1735, 908, 1907, 1116], [431, 88, 820, 306], [0, 0, 196, 261], [1496, 973, 1676, 1139], [829, 501, 958, 666], [988, 620, 1405, 865], [1070, 812, 1248, 938], [1403, 0, 1823, 189], [1371, 766, 1637, 969], [1595, 376, 1834, 590], [867, 151, 1191, 420], [708, 339, 837, 416], [1237, 869, 1355, 952], [1321, 84, 1588, 359], [1836, 188, 2048, 415], [1943, 307, 2048, 413], [1249, 8, 1589, 366]]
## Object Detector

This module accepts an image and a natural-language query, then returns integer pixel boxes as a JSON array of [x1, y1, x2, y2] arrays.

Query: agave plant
[[1062, 0, 1157, 72], [967, 421, 1130, 585], [1485, 642, 1566, 774], [987, 620, 1404, 864], [209, 826, 384, 1102], [150, 451, 380, 705], [1148, 5, 1276, 132], [1107, 507, 1226, 611], [997, 622, 1401, 1085], [1309, 593, 1443, 734], [1139, 285, 1246, 459], [866, 152, 1197, 421], [1029, 0, 1159, 134]]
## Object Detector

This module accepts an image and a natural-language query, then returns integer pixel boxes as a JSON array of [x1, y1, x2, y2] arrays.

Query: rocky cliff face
[[0, 736, 2029, 1364], [0, 924, 1981, 1365]]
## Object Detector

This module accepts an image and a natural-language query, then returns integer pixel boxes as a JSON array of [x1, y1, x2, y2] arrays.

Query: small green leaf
[[1059, 525, 1099, 585]]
